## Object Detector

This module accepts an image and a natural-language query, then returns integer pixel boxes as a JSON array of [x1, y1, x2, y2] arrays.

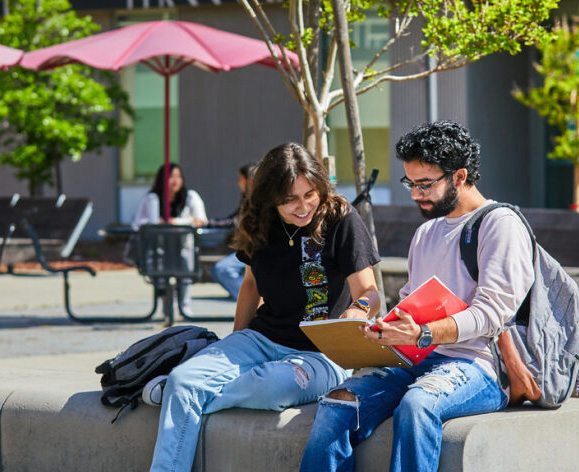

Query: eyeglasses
[[400, 172, 451, 196]]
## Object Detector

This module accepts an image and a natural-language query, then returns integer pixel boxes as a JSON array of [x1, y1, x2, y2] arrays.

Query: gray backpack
[[460, 203, 579, 408], [95, 325, 219, 421]]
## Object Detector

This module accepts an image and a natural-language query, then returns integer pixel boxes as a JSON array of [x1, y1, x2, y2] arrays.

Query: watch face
[[417, 335, 433, 349], [356, 299, 369, 308], [417, 326, 433, 349]]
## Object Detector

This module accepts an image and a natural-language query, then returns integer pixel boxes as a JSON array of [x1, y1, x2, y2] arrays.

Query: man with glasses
[[300, 120, 535, 472]]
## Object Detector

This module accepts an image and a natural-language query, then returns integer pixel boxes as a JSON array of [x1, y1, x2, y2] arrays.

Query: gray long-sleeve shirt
[[400, 200, 535, 380]]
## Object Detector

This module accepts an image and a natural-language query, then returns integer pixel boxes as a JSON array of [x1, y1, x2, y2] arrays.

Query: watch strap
[[351, 299, 370, 315]]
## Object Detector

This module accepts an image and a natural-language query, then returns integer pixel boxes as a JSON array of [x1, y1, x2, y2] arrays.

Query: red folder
[[299, 276, 469, 369], [380, 276, 469, 365]]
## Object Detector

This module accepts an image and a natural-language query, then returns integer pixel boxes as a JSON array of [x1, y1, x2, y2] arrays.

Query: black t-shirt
[[237, 208, 380, 351]]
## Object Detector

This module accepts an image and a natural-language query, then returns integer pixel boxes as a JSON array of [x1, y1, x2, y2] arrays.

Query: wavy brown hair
[[233, 142, 349, 257]]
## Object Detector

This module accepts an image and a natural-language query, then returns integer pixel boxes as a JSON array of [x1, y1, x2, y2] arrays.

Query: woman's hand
[[339, 306, 370, 320], [360, 308, 421, 346], [192, 218, 208, 227]]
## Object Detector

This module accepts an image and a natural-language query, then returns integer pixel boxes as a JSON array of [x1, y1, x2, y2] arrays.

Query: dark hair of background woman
[[234, 142, 349, 257], [150, 163, 188, 218]]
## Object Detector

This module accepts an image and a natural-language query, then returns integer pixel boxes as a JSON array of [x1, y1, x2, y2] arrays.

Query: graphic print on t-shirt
[[301, 236, 329, 321], [300, 262, 328, 286]]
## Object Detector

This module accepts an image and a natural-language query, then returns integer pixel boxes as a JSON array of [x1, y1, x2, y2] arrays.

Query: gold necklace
[[281, 220, 300, 247]]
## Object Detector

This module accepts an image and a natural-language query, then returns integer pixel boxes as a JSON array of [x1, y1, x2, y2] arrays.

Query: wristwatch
[[351, 298, 370, 315], [416, 324, 433, 349]]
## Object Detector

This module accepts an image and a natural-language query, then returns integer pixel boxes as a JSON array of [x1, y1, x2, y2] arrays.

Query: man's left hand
[[360, 308, 421, 346]]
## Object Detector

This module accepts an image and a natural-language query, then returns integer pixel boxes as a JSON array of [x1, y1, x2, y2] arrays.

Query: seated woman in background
[[146, 142, 381, 472], [133, 163, 206, 227], [194, 163, 254, 300], [132, 162, 207, 316]]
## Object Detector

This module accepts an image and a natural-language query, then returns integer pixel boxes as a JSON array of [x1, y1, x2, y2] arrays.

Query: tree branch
[[290, 0, 322, 113], [319, 34, 338, 111], [361, 1, 416, 76], [239, 0, 304, 104]]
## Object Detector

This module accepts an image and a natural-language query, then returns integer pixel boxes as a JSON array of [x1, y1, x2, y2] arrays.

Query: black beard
[[418, 181, 459, 219]]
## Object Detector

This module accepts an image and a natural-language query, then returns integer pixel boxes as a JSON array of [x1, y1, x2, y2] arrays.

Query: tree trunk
[[331, 0, 386, 315], [54, 160, 63, 196], [313, 112, 329, 161], [302, 0, 323, 159], [573, 164, 579, 212], [303, 112, 317, 154], [29, 177, 44, 197], [303, 109, 329, 163]]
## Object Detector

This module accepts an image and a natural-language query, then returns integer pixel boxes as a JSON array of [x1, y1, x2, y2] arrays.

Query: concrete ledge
[[0, 389, 157, 471], [2, 380, 579, 471], [439, 403, 579, 471], [380, 257, 408, 303], [373, 204, 579, 267]]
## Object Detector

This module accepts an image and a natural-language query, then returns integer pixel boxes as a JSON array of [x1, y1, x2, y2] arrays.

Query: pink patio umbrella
[[22, 20, 298, 220], [0, 44, 22, 69]]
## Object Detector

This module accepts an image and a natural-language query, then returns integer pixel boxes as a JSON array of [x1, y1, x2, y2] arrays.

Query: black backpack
[[460, 203, 579, 408], [95, 325, 219, 422]]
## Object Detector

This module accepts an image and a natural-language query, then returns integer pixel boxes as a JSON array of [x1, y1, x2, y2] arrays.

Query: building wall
[[467, 48, 537, 207], [388, 17, 540, 208], [177, 5, 303, 219]]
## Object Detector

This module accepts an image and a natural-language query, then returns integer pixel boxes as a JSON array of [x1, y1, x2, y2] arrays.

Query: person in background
[[194, 163, 254, 300], [146, 142, 381, 472], [132, 162, 207, 316]]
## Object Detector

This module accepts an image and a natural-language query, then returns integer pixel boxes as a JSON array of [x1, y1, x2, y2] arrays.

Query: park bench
[[0, 194, 93, 267], [0, 194, 97, 320]]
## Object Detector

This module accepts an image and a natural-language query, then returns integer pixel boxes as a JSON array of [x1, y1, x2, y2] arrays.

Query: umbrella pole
[[163, 63, 171, 222]]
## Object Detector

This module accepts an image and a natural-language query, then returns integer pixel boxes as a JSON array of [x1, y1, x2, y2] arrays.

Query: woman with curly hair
[[147, 142, 381, 472]]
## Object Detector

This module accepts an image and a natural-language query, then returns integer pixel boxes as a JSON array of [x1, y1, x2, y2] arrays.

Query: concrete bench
[[1, 381, 578, 471]]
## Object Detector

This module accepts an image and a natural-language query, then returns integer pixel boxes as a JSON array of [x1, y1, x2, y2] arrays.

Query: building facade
[[0, 0, 574, 240]]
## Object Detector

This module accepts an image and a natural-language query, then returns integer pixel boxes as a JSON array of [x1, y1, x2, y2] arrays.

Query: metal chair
[[137, 224, 201, 326]]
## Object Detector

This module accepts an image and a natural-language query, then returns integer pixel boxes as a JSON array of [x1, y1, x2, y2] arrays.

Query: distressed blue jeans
[[300, 353, 507, 472], [210, 252, 245, 300], [149, 328, 348, 472]]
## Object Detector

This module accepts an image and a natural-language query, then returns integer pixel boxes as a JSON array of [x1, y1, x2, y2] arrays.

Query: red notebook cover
[[381, 276, 469, 366]]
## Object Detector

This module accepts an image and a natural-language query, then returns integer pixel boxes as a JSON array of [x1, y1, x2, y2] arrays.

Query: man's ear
[[455, 168, 468, 187]]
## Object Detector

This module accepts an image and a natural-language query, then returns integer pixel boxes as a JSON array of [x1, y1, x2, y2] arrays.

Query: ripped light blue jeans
[[150, 328, 347, 472], [300, 353, 507, 472]]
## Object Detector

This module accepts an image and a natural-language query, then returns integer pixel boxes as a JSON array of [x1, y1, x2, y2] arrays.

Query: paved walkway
[[0, 269, 235, 388]]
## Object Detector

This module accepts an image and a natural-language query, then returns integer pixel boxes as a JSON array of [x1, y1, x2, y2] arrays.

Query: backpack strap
[[101, 388, 142, 424], [459, 202, 538, 394], [460, 202, 536, 282]]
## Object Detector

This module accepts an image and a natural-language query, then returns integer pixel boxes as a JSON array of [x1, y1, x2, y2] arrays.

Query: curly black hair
[[395, 120, 481, 185]]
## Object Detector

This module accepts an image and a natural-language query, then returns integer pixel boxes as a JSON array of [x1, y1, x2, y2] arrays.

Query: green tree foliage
[[513, 17, 579, 165], [0, 0, 133, 194], [240, 0, 559, 159]]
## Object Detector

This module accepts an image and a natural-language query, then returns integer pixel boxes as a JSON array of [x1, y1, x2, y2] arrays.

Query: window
[[326, 13, 390, 202]]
